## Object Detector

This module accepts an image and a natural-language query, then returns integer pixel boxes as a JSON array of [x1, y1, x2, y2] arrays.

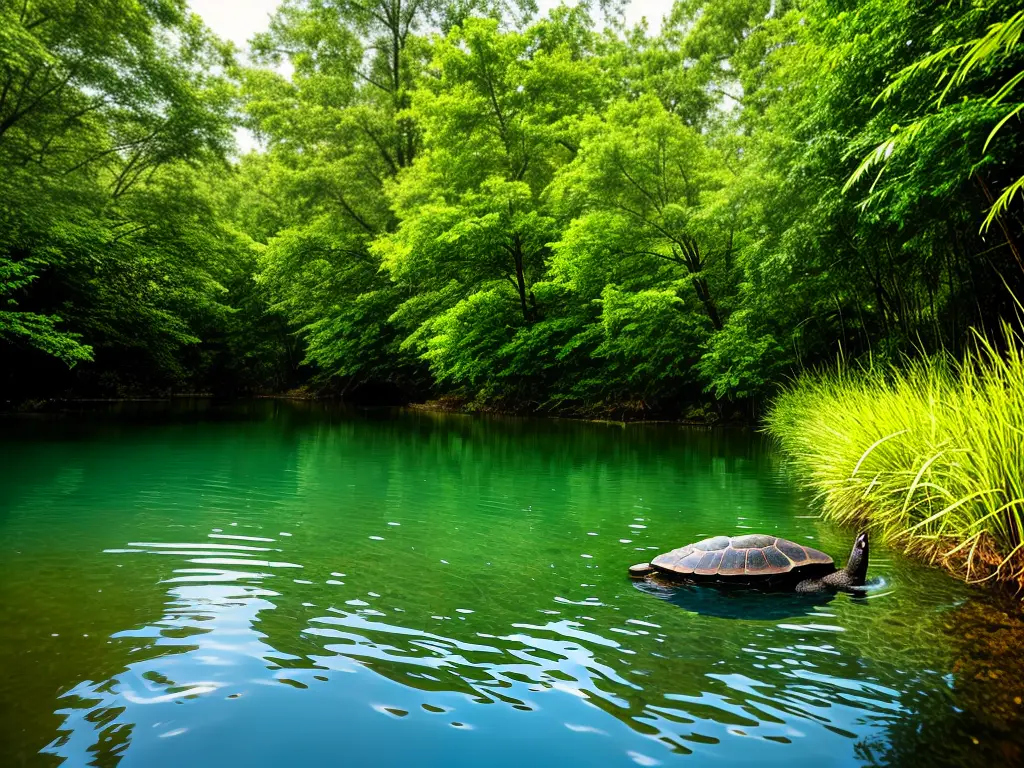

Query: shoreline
[[4, 393, 750, 427], [403, 397, 747, 427]]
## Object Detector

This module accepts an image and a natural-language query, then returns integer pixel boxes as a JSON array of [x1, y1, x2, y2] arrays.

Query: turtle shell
[[649, 534, 834, 583]]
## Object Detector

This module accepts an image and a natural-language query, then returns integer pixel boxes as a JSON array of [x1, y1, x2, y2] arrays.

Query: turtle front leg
[[796, 569, 854, 593], [794, 577, 826, 593]]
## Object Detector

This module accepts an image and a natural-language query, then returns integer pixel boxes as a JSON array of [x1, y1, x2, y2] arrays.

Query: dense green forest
[[3, 0, 1023, 417]]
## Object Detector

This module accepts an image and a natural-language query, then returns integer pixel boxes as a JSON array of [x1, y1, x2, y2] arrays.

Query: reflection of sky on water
[[44, 534, 910, 767]]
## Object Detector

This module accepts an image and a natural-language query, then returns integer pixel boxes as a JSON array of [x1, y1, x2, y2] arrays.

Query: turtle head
[[844, 531, 869, 585]]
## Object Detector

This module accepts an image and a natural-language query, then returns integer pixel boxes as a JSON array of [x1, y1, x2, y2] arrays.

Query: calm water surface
[[1, 402, 1022, 767]]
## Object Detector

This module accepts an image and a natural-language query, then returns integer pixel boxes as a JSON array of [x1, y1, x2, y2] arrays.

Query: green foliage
[[258, 218, 418, 386], [422, 287, 521, 390], [698, 309, 788, 400], [0, 0, 251, 395], [847, 6, 1024, 231], [589, 285, 707, 403], [4, 0, 1024, 414]]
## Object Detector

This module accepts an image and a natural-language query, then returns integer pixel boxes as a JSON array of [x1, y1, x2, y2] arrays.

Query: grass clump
[[765, 322, 1024, 592]]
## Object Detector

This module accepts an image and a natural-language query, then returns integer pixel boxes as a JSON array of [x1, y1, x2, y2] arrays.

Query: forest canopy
[[2, 0, 1023, 417]]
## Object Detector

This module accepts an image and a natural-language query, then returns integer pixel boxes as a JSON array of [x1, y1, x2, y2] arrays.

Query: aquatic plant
[[766, 321, 1024, 591]]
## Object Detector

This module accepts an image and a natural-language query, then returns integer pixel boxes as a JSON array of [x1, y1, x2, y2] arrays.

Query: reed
[[765, 321, 1024, 591]]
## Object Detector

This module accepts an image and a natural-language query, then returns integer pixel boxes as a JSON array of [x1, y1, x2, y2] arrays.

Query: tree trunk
[[392, 31, 404, 167], [691, 275, 723, 330], [674, 241, 723, 330], [512, 233, 531, 323]]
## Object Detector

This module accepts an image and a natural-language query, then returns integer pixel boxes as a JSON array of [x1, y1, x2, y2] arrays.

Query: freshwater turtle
[[628, 531, 869, 592]]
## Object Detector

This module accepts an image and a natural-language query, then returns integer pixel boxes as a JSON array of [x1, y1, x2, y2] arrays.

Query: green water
[[1, 402, 1021, 767]]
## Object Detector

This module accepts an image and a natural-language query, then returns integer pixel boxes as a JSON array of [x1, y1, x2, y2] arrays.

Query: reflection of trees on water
[[853, 599, 1024, 768]]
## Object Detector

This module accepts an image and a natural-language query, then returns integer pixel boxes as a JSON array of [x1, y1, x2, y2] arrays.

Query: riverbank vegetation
[[2, 0, 1022, 419], [767, 321, 1024, 590]]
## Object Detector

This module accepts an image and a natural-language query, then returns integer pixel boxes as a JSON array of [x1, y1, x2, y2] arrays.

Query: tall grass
[[765, 321, 1024, 591]]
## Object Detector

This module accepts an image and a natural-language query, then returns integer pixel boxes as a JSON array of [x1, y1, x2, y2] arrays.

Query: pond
[[1, 401, 1022, 767]]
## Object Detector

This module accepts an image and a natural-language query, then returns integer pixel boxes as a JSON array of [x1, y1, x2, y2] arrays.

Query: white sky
[[188, 1, 675, 49]]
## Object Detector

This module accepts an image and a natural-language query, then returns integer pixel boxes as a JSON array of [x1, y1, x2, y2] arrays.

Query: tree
[[846, 4, 1024, 239], [242, 0, 446, 393], [375, 12, 607, 381], [0, 0, 240, 396], [551, 95, 732, 330]]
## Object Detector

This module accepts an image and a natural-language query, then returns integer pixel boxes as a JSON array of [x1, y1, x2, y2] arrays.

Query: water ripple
[[2, 408, 1018, 767]]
